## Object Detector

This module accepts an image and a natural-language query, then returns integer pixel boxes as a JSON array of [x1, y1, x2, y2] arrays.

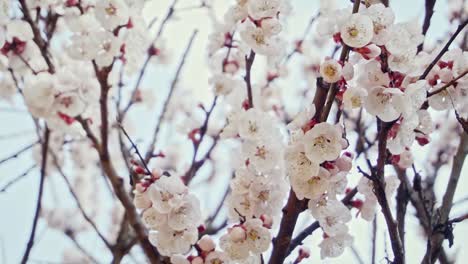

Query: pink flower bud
[[198, 235, 215, 252], [335, 156, 352, 172], [260, 214, 273, 229]]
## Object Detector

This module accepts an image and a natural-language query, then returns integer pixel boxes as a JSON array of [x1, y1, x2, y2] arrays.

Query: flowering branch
[[18, 0, 55, 73], [419, 19, 468, 80], [319, 0, 360, 122], [427, 69, 468, 97]]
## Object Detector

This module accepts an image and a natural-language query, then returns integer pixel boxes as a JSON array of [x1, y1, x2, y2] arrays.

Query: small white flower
[[319, 233, 354, 259], [209, 74, 244, 96], [303, 123, 342, 164], [261, 18, 282, 36], [237, 108, 278, 140], [340, 13, 373, 48], [94, 31, 123, 68], [320, 59, 342, 83], [309, 198, 351, 236], [357, 59, 390, 87], [243, 218, 271, 254], [148, 176, 187, 214], [242, 139, 282, 172], [167, 194, 202, 231], [148, 226, 198, 256], [343, 86, 368, 110], [362, 3, 395, 45], [247, 0, 281, 20], [142, 207, 167, 229], [240, 21, 282, 56], [23, 72, 57, 118], [364, 86, 405, 122], [95, 0, 130, 30], [291, 167, 331, 200]]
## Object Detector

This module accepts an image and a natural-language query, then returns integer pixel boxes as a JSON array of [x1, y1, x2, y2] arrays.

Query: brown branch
[[371, 120, 405, 264], [144, 30, 198, 163], [20, 127, 50, 264], [418, 0, 437, 52], [419, 19, 468, 80], [427, 69, 468, 97], [184, 97, 218, 183], [268, 190, 307, 264], [77, 62, 162, 262], [244, 50, 256, 109], [78, 119, 161, 263], [18, 0, 55, 73], [395, 168, 409, 251], [423, 132, 468, 263]]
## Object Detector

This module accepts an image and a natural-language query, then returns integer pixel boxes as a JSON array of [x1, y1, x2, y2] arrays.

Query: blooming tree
[[0, 0, 468, 263]]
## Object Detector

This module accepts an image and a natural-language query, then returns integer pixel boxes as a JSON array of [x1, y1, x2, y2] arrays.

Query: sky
[[0, 0, 467, 263]]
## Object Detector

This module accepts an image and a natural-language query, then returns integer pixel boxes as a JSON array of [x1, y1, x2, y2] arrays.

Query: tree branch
[[244, 50, 256, 109], [20, 127, 50, 264], [423, 132, 468, 263], [418, 0, 437, 52]]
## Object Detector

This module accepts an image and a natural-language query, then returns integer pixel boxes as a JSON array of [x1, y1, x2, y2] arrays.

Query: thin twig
[[144, 30, 198, 163], [184, 97, 218, 183], [118, 123, 152, 175], [0, 141, 38, 165], [427, 69, 468, 97], [20, 127, 50, 264], [50, 151, 113, 251], [0, 164, 37, 193], [419, 19, 468, 80], [121, 0, 179, 119]]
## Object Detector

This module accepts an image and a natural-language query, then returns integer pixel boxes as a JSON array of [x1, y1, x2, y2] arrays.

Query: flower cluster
[[133, 173, 202, 257], [286, 105, 354, 259], [220, 107, 286, 260]]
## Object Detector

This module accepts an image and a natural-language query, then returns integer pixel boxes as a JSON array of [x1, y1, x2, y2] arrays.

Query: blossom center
[[248, 229, 260, 241], [348, 27, 359, 37], [255, 146, 267, 159], [105, 4, 117, 15]]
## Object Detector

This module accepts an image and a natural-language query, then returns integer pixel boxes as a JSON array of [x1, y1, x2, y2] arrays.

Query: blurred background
[[1, 0, 467, 263]]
